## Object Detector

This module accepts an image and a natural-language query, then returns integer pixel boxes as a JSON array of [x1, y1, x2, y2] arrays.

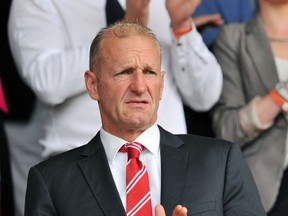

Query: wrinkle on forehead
[[102, 36, 161, 71]]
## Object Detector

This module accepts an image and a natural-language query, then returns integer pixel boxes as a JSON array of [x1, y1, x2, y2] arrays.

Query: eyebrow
[[120, 63, 158, 71]]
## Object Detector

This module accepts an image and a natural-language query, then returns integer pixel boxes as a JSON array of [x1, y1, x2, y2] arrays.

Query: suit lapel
[[77, 133, 126, 216], [246, 16, 279, 91], [159, 127, 188, 215], [77, 128, 189, 215]]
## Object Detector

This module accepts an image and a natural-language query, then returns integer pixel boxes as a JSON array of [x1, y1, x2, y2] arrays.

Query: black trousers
[[268, 168, 288, 216]]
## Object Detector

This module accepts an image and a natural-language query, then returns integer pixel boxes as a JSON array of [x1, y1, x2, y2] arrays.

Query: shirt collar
[[100, 124, 160, 164]]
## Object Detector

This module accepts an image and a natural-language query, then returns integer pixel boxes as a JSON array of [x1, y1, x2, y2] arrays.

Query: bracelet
[[275, 82, 288, 101], [172, 23, 192, 40], [269, 89, 288, 113]]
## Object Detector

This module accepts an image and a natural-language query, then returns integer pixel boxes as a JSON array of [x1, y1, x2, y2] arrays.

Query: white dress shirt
[[101, 124, 161, 215], [8, 0, 222, 158], [276, 58, 288, 169]]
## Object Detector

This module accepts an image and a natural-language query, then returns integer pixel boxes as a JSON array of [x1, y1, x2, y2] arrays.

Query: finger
[[193, 14, 224, 27], [155, 204, 166, 216], [172, 205, 188, 216]]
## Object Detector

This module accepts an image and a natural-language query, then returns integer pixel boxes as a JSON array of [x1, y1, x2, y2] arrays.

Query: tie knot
[[120, 142, 144, 160]]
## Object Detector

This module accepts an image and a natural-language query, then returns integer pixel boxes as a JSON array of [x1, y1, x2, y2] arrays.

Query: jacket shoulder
[[176, 133, 236, 151]]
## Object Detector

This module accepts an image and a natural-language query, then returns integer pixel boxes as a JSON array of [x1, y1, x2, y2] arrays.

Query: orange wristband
[[173, 24, 192, 40], [270, 89, 288, 112]]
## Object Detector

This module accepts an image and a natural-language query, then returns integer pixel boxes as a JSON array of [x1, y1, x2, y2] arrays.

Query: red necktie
[[120, 142, 153, 216]]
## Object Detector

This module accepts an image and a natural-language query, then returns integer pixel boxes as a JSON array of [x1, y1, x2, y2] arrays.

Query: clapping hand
[[155, 204, 188, 216], [166, 0, 201, 30], [125, 0, 150, 26], [166, 0, 224, 31]]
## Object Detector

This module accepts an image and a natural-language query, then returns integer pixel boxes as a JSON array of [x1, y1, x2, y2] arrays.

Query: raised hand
[[125, 0, 150, 26], [166, 0, 201, 30]]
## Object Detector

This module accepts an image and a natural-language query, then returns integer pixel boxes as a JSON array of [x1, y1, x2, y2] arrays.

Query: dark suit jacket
[[25, 126, 265, 216]]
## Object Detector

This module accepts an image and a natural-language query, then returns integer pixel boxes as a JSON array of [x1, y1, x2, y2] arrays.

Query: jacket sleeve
[[211, 25, 262, 146], [25, 166, 58, 216], [170, 22, 223, 111], [223, 143, 266, 215], [8, 0, 89, 106]]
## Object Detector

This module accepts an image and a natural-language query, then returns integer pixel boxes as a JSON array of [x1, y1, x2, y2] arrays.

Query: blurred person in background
[[212, 0, 288, 214], [193, 0, 258, 49], [183, 0, 258, 138], [0, 78, 13, 216], [1, 0, 45, 215]]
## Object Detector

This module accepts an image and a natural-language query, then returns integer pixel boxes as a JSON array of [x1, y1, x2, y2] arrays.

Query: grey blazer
[[212, 15, 287, 211], [25, 126, 265, 216]]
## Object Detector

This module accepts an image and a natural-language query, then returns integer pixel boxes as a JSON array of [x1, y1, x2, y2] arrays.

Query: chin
[[128, 121, 148, 129], [126, 119, 150, 130], [124, 114, 155, 129]]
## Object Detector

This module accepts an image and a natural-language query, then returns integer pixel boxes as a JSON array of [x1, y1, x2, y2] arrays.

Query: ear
[[159, 71, 165, 100], [84, 70, 99, 101]]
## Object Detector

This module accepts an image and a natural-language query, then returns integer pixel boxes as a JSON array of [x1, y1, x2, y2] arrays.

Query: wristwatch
[[275, 82, 288, 101]]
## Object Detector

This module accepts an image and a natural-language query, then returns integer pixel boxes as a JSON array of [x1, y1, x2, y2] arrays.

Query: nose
[[129, 70, 147, 94]]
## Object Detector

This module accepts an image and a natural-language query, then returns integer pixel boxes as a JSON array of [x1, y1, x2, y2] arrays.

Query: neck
[[268, 37, 288, 44], [260, 1, 288, 38], [102, 125, 150, 142]]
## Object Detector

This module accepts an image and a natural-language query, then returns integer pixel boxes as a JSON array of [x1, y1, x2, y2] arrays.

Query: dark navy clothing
[[193, 0, 258, 48]]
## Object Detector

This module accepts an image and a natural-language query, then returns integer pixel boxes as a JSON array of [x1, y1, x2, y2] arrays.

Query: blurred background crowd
[[2, 0, 288, 215]]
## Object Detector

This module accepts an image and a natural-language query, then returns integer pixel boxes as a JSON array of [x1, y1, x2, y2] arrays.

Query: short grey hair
[[89, 20, 162, 76]]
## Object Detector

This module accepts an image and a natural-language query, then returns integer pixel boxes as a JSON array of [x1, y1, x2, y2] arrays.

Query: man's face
[[86, 35, 164, 137]]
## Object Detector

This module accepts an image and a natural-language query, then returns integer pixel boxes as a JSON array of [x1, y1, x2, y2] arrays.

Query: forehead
[[104, 33, 157, 48], [102, 35, 161, 61]]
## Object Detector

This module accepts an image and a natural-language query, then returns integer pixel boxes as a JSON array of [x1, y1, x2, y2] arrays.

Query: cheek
[[155, 83, 164, 100], [98, 84, 123, 104]]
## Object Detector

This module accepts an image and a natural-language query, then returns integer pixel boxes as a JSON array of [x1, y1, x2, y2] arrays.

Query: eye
[[143, 70, 158, 80], [114, 69, 134, 81]]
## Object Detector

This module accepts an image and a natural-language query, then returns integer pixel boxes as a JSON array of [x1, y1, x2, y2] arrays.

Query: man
[[8, 0, 222, 159], [9, 1, 222, 213], [25, 21, 265, 216]]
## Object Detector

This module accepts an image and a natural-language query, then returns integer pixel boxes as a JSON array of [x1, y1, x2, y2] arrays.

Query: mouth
[[126, 100, 149, 108]]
